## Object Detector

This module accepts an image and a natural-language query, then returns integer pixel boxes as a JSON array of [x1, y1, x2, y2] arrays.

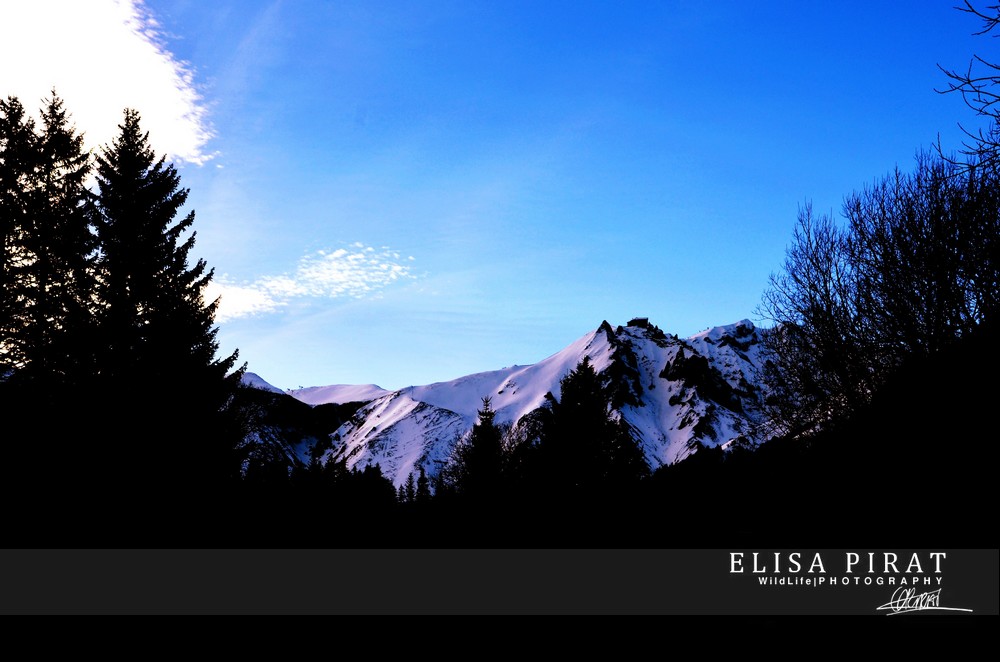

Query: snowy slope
[[241, 372, 389, 406], [241, 372, 285, 394], [315, 318, 767, 486], [317, 327, 616, 485], [289, 383, 389, 406], [612, 319, 765, 466]]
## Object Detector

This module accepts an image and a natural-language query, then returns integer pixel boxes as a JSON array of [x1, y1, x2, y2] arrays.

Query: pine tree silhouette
[[0, 93, 97, 492], [537, 356, 647, 498], [445, 396, 505, 502], [93, 109, 242, 494], [404, 471, 416, 504], [21, 93, 96, 386], [415, 465, 431, 504], [0, 97, 39, 375]]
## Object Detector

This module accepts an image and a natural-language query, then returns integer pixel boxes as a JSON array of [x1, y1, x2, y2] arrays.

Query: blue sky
[[2, 1, 991, 389]]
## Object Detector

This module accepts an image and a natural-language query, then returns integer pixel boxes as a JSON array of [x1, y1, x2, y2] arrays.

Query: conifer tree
[[538, 356, 647, 496], [0, 94, 96, 384], [20, 93, 96, 385], [415, 465, 431, 504], [0, 94, 99, 491], [0, 97, 38, 375], [93, 109, 241, 490], [0, 97, 40, 492], [445, 397, 505, 501], [404, 471, 416, 504]]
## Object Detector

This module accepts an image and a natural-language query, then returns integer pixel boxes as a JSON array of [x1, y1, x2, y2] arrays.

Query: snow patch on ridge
[[289, 383, 390, 406]]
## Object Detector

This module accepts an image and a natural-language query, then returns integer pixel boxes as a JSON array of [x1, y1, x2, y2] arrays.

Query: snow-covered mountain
[[288, 383, 389, 406], [239, 373, 389, 405], [246, 318, 768, 486], [242, 372, 285, 394]]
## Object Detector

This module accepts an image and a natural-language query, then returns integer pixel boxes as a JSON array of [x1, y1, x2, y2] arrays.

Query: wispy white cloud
[[0, 0, 212, 164], [206, 245, 417, 323]]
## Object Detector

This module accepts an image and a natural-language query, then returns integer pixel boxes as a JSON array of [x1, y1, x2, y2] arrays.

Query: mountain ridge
[[242, 318, 768, 486]]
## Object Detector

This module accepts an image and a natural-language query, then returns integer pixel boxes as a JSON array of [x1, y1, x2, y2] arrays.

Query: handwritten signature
[[876, 587, 973, 615]]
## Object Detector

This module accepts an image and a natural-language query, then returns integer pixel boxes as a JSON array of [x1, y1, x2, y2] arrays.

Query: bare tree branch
[[936, 4, 1000, 163], [956, 0, 1000, 35]]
